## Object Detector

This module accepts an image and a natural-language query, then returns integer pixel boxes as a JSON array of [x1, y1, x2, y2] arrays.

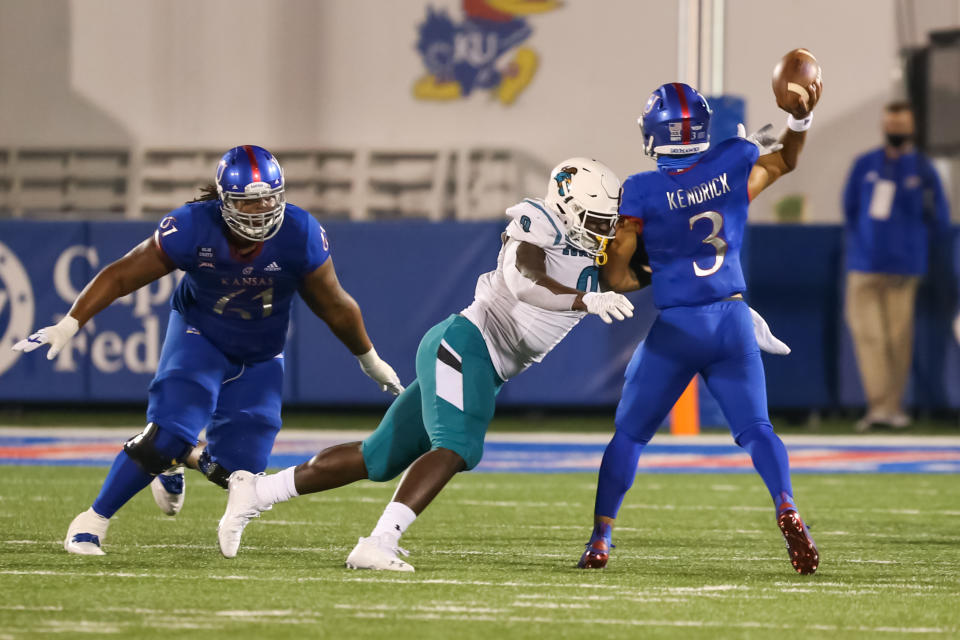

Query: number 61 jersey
[[621, 137, 759, 309], [155, 200, 330, 363]]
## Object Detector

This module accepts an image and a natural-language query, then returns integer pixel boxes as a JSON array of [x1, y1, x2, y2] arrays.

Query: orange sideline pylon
[[669, 376, 700, 435]]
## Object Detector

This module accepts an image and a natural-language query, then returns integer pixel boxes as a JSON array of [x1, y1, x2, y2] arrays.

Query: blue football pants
[[594, 300, 794, 519], [92, 310, 283, 518]]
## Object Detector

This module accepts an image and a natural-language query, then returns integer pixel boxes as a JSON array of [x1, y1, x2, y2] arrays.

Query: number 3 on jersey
[[689, 211, 727, 277]]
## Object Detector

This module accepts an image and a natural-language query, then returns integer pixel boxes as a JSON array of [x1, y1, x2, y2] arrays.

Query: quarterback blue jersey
[[155, 200, 330, 363], [621, 138, 759, 309]]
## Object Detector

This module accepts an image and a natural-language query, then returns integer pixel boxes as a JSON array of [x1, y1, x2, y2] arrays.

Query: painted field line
[[6, 426, 960, 447], [351, 610, 956, 635], [3, 569, 955, 599], [2, 601, 953, 635], [5, 539, 954, 568]]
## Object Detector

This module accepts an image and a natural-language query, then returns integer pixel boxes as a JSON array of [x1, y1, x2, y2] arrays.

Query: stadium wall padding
[[0, 220, 958, 414]]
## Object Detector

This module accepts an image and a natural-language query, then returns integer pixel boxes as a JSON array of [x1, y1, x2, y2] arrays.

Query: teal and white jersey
[[461, 199, 598, 381]]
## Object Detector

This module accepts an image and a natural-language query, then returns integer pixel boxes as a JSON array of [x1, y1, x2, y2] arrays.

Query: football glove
[[582, 291, 634, 324], [12, 315, 80, 360], [749, 307, 791, 355], [737, 123, 784, 156], [357, 347, 404, 395]]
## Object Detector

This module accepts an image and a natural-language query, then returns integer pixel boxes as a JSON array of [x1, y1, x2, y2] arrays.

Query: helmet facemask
[[638, 117, 657, 158], [558, 200, 619, 257], [218, 181, 286, 242]]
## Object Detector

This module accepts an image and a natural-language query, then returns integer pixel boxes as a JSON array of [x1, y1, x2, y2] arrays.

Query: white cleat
[[345, 534, 415, 572], [64, 508, 110, 556], [217, 470, 270, 558], [150, 466, 185, 516]]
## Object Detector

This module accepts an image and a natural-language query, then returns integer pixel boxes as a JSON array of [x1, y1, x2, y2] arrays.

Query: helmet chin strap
[[594, 238, 609, 266]]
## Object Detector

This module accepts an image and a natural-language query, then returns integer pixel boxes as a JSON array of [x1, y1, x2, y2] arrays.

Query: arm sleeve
[[619, 176, 644, 221], [738, 137, 760, 175], [627, 233, 653, 288], [302, 215, 332, 275], [153, 207, 195, 270], [501, 239, 577, 311]]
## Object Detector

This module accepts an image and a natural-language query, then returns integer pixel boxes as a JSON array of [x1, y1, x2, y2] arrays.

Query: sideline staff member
[[843, 101, 950, 432]]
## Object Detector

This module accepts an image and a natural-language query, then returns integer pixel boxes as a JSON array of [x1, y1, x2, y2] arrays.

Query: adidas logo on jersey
[[264, 262, 281, 272]]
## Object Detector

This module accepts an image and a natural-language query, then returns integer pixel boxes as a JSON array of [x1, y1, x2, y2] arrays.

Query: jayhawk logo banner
[[414, 0, 561, 105]]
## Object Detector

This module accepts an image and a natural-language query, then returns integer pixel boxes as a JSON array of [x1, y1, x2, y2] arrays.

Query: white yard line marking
[[1, 580, 954, 634], [5, 426, 960, 448], [4, 569, 955, 599], [510, 601, 593, 609], [344, 610, 957, 634], [2, 538, 953, 568], [214, 610, 296, 618]]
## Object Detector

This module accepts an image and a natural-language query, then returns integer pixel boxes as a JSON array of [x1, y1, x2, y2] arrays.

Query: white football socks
[[254, 466, 299, 507], [371, 501, 417, 542]]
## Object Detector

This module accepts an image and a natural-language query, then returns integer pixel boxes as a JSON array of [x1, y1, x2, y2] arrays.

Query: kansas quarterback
[[579, 75, 823, 575]]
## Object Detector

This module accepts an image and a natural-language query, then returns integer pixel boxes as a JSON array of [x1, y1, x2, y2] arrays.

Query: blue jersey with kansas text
[[621, 138, 759, 309], [155, 201, 330, 363]]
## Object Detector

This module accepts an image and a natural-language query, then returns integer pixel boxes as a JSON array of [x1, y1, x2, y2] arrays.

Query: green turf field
[[1, 407, 958, 435], [1, 467, 958, 638]]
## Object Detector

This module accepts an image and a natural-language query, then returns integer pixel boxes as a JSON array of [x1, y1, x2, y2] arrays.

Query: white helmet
[[544, 158, 621, 257]]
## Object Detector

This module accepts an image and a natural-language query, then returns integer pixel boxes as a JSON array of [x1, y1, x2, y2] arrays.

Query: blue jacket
[[843, 148, 950, 275]]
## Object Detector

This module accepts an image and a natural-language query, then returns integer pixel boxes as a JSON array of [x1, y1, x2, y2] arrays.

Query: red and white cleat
[[778, 510, 819, 575], [577, 538, 612, 569]]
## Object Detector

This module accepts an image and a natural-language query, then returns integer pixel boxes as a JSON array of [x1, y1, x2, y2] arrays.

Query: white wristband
[[356, 347, 379, 368], [787, 112, 813, 132]]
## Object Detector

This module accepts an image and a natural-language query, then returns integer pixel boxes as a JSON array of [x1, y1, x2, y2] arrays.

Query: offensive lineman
[[578, 81, 822, 574], [13, 145, 403, 555]]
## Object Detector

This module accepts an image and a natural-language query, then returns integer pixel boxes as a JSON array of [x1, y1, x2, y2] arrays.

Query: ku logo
[[0, 242, 35, 376], [413, 0, 561, 105], [242, 266, 254, 275]]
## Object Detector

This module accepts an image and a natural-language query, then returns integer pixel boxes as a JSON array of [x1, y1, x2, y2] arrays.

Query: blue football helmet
[[638, 82, 712, 157], [215, 145, 286, 241]]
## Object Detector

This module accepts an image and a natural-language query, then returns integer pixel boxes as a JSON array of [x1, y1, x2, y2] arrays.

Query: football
[[772, 48, 822, 118]]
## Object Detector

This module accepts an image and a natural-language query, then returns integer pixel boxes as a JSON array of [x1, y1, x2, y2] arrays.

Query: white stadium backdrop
[[0, 0, 957, 222]]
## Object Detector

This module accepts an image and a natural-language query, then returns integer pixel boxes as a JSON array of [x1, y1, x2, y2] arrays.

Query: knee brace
[[123, 423, 190, 476], [196, 447, 232, 489]]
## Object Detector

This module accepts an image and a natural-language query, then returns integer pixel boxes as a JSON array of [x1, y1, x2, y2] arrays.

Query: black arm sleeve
[[628, 233, 653, 289]]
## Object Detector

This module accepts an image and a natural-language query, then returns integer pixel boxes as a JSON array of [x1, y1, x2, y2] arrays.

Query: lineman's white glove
[[749, 307, 791, 355], [737, 123, 784, 155], [953, 312, 960, 346], [582, 291, 634, 324], [357, 347, 404, 395], [12, 315, 80, 360]]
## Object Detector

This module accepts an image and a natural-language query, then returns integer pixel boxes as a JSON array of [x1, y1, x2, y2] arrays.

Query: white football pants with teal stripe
[[362, 314, 504, 481]]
